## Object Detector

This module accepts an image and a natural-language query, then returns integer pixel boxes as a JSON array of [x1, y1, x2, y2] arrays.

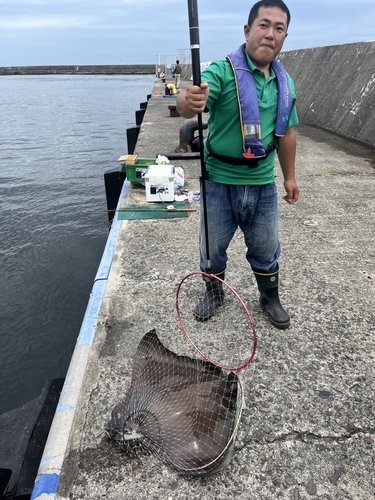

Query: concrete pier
[[32, 46, 375, 499]]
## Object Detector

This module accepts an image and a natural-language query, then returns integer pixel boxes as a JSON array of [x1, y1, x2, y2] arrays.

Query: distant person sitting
[[165, 83, 177, 95], [174, 60, 182, 88]]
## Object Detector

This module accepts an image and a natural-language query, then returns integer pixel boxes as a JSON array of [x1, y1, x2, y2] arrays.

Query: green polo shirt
[[201, 54, 298, 185]]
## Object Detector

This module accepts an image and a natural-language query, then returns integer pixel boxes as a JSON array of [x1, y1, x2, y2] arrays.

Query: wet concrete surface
[[58, 78, 375, 499]]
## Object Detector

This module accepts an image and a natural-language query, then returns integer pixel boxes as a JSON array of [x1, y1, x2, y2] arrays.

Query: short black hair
[[176, 60, 179, 64], [248, 0, 291, 27]]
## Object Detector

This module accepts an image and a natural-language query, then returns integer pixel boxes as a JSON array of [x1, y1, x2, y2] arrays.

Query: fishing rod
[[187, 0, 211, 272]]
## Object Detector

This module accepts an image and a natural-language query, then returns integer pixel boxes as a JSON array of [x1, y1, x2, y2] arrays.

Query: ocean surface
[[0, 74, 155, 416]]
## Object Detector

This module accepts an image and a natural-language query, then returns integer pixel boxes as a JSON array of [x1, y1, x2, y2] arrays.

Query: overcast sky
[[1, 0, 374, 66]]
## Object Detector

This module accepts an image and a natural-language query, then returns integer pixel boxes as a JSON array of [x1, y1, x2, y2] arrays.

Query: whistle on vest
[[243, 148, 255, 159]]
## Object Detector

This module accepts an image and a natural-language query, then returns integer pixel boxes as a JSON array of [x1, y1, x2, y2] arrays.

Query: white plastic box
[[145, 165, 175, 202]]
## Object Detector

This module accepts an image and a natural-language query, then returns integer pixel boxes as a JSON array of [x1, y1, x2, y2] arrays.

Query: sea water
[[0, 74, 154, 415]]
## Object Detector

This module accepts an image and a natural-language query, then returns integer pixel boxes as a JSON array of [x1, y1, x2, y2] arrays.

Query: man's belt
[[206, 136, 280, 168]]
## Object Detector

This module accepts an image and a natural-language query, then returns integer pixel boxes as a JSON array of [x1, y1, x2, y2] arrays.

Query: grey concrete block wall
[[279, 42, 375, 147]]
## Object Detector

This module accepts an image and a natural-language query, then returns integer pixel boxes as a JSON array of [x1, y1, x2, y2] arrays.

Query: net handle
[[187, 0, 211, 271]]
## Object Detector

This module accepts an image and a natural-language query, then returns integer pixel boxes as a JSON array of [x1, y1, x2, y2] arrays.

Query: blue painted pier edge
[[30, 181, 130, 500]]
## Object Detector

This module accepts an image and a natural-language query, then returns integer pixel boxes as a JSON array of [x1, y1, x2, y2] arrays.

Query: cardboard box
[[117, 154, 138, 165]]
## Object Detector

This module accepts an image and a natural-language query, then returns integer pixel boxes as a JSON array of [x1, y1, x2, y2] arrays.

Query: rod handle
[[187, 0, 201, 86]]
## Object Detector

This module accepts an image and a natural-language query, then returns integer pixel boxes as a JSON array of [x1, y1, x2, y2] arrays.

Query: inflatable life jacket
[[207, 44, 293, 167]]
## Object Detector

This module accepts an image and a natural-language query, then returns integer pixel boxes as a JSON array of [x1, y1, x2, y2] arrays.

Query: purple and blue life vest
[[226, 44, 293, 159]]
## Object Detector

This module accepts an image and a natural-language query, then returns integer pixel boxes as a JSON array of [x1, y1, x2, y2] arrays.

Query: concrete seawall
[[279, 41, 375, 147]]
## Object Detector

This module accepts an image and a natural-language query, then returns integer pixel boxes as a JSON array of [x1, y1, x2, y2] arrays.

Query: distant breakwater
[[5, 41, 374, 148], [0, 64, 155, 76]]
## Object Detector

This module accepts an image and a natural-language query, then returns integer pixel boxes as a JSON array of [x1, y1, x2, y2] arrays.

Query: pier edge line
[[30, 181, 131, 500]]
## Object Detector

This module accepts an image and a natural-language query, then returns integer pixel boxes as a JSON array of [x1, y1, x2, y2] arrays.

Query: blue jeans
[[199, 181, 280, 273]]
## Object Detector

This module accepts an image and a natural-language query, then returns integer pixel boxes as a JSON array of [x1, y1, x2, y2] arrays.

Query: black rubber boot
[[194, 271, 225, 322], [253, 266, 290, 329]]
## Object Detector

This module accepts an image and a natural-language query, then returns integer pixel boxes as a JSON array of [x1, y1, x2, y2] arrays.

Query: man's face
[[244, 7, 288, 70]]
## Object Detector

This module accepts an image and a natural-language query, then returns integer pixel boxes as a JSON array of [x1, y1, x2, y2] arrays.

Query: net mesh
[[106, 272, 256, 475], [176, 272, 257, 372], [105, 329, 245, 476]]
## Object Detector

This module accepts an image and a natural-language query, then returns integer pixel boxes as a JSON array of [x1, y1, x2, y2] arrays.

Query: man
[[165, 83, 177, 95], [176, 0, 299, 329], [174, 60, 182, 88]]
